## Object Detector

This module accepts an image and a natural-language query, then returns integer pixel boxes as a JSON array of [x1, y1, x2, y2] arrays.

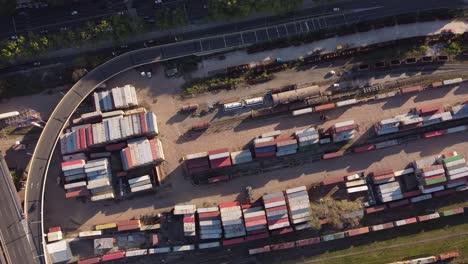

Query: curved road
[[25, 1, 466, 263]]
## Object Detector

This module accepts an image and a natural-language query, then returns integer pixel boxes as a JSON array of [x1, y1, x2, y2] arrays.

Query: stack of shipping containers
[[184, 152, 210, 175], [85, 158, 115, 201], [60, 125, 91, 154], [374, 116, 400, 135], [197, 207, 222, 240], [275, 138, 298, 157], [263, 192, 290, 230], [220, 202, 246, 239], [94, 85, 138, 112], [120, 138, 165, 170], [285, 186, 312, 226], [183, 213, 196, 237], [376, 181, 402, 203], [331, 120, 355, 142], [345, 178, 369, 194], [441, 153, 468, 188], [208, 149, 232, 169], [230, 150, 253, 165], [89, 112, 158, 146], [417, 105, 452, 126], [117, 219, 141, 232], [111, 85, 139, 109], [414, 155, 447, 194], [61, 159, 88, 198], [128, 175, 153, 193], [371, 169, 396, 185], [294, 128, 319, 151], [253, 138, 276, 158], [451, 103, 468, 119], [242, 206, 268, 235]]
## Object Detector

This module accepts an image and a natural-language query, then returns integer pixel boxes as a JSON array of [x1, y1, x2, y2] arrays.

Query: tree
[[444, 40, 462, 55], [155, 7, 188, 30], [309, 198, 363, 230]]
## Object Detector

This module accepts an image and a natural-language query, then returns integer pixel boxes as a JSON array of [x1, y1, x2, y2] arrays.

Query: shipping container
[[101, 252, 125, 261], [295, 237, 320, 247], [314, 103, 336, 111], [365, 205, 386, 214], [249, 246, 271, 255], [346, 227, 369, 236], [270, 242, 296, 251], [148, 247, 171, 254], [78, 257, 101, 264]]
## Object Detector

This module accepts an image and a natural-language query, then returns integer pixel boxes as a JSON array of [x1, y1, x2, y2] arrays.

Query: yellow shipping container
[[95, 223, 117, 230]]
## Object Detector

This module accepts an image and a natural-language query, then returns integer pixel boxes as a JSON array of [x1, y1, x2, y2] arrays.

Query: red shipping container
[[124, 148, 133, 168], [65, 188, 89, 198], [400, 85, 422, 93], [208, 175, 230, 183], [417, 105, 443, 116], [295, 237, 320, 246], [353, 144, 376, 153], [117, 224, 140, 232], [346, 227, 369, 236], [223, 237, 245, 246], [101, 252, 125, 261], [246, 232, 269, 241], [78, 257, 101, 264], [118, 220, 140, 226], [265, 205, 287, 213], [323, 151, 344, 160], [245, 215, 267, 222], [322, 176, 345, 185], [438, 252, 460, 260], [152, 234, 159, 246], [335, 124, 355, 133], [365, 205, 386, 214], [314, 103, 336, 111], [219, 201, 240, 208], [209, 157, 232, 168], [420, 165, 444, 173], [268, 217, 289, 226], [48, 226, 61, 233], [255, 151, 276, 158], [61, 159, 85, 167], [105, 142, 126, 152], [270, 242, 295, 251], [198, 211, 220, 219], [208, 148, 229, 156], [183, 216, 195, 223], [431, 81, 443, 88], [403, 190, 422, 198], [422, 130, 445, 138], [245, 219, 267, 228], [149, 139, 159, 161], [404, 217, 417, 224], [417, 215, 431, 222], [272, 227, 294, 236], [388, 199, 410, 208], [140, 113, 148, 134], [433, 189, 456, 197]]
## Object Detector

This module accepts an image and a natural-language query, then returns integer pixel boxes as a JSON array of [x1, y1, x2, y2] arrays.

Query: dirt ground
[[42, 62, 468, 232]]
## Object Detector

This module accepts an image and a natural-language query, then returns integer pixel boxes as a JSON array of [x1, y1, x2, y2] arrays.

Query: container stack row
[[117, 219, 141, 232], [376, 181, 402, 203], [60, 125, 91, 154], [275, 138, 298, 157], [85, 158, 115, 202], [94, 85, 138, 112], [375, 113, 419, 135], [371, 169, 396, 185], [285, 186, 312, 225], [128, 175, 153, 193], [220, 202, 246, 239], [451, 103, 468, 119], [90, 112, 158, 146], [441, 153, 468, 182], [120, 138, 165, 171], [254, 137, 276, 158], [242, 206, 268, 235], [331, 120, 355, 143], [184, 152, 210, 175], [345, 176, 369, 194], [197, 207, 222, 240], [230, 150, 253, 165], [61, 159, 88, 198], [208, 148, 232, 169], [183, 214, 196, 237], [263, 192, 290, 230], [294, 128, 319, 151], [414, 156, 447, 194]]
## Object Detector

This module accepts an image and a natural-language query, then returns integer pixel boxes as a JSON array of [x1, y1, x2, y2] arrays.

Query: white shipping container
[[295, 222, 312, 230], [220, 206, 241, 213], [197, 207, 219, 213], [90, 192, 115, 201], [334, 120, 355, 128], [448, 170, 468, 180], [292, 108, 313, 116], [64, 181, 87, 190], [442, 77, 462, 85], [131, 184, 153, 193], [286, 186, 307, 194], [347, 185, 369, 193], [291, 216, 311, 224], [264, 200, 286, 209], [394, 168, 415, 177], [128, 175, 150, 185], [345, 179, 367, 188], [336, 99, 357, 107], [268, 222, 290, 230], [174, 204, 196, 215], [244, 211, 266, 218], [421, 169, 445, 177]]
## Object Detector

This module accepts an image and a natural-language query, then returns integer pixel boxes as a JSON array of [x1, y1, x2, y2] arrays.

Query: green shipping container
[[440, 209, 454, 216], [333, 232, 345, 239], [442, 155, 464, 164], [423, 177, 447, 186]]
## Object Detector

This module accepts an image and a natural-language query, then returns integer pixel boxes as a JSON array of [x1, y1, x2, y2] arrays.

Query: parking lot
[[41, 54, 468, 232]]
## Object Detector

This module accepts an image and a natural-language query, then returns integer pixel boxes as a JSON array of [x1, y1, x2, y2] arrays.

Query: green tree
[[444, 40, 462, 55], [309, 198, 363, 230]]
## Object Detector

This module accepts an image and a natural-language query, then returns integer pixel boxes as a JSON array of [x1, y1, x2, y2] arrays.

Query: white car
[[140, 72, 146, 77], [146, 72, 152, 78], [71, 10, 78, 15], [332, 83, 340, 88], [333, 7, 340, 12]]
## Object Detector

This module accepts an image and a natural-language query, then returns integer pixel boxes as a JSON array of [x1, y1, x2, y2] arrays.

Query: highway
[[24, 2, 466, 263], [0, 153, 38, 264]]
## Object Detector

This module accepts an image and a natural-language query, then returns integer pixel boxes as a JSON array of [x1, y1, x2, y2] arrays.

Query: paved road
[[24, 3, 466, 262], [0, 153, 38, 264], [0, 0, 466, 75]]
